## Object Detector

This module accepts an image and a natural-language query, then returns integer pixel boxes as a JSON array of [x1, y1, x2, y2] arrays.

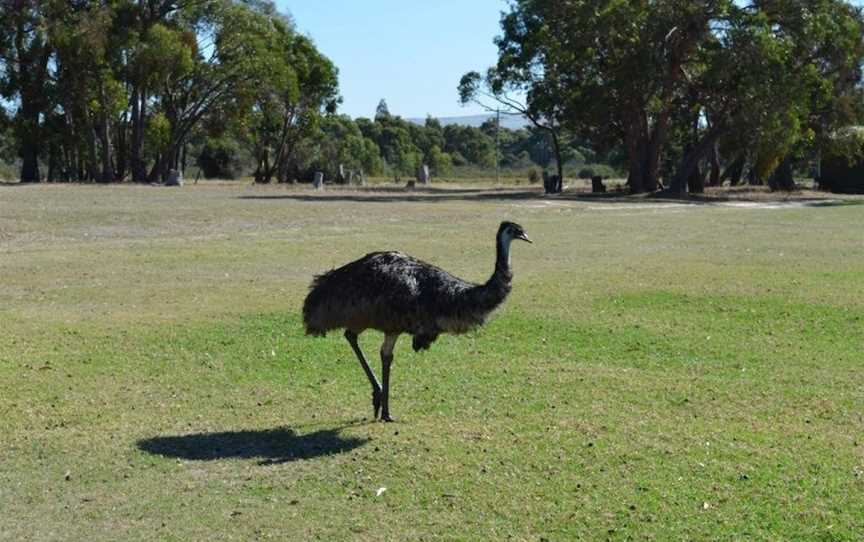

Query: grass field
[[1, 182, 863, 541]]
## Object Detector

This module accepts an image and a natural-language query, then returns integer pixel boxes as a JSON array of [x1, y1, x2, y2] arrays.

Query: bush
[[0, 160, 18, 181], [578, 167, 596, 179], [528, 169, 540, 183], [198, 138, 244, 179], [577, 164, 617, 180]]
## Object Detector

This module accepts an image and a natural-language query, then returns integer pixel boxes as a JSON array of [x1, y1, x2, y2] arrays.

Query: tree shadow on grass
[[238, 185, 859, 207], [238, 187, 542, 204], [137, 424, 369, 465]]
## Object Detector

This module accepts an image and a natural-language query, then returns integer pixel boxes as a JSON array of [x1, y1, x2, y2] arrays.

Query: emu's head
[[498, 221, 532, 244]]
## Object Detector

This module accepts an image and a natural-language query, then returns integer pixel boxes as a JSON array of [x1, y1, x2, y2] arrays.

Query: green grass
[[1, 182, 863, 540]]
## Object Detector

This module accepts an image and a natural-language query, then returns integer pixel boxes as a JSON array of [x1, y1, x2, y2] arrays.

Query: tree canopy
[[488, 0, 864, 193]]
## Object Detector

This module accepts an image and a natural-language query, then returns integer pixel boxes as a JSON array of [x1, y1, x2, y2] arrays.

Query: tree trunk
[[625, 129, 646, 193], [277, 156, 289, 183], [708, 142, 721, 187], [254, 149, 272, 183], [12, 15, 51, 183], [148, 151, 172, 183], [130, 88, 147, 182], [625, 131, 661, 194], [98, 111, 114, 183], [116, 114, 127, 181], [87, 127, 99, 181], [46, 150, 55, 183], [688, 161, 704, 194], [670, 127, 725, 195], [20, 142, 41, 182], [550, 129, 564, 193], [644, 133, 663, 192], [18, 109, 42, 182], [721, 154, 746, 186], [747, 166, 760, 185]]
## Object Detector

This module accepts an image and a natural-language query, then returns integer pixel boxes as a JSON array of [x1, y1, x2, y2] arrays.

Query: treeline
[[462, 0, 864, 193], [199, 99, 619, 182], [0, 1, 614, 184], [9, 1, 857, 192]]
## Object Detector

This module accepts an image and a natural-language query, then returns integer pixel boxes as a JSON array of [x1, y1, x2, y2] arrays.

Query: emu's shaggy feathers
[[303, 251, 511, 350]]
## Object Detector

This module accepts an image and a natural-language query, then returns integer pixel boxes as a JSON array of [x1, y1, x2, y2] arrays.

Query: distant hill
[[408, 113, 531, 131]]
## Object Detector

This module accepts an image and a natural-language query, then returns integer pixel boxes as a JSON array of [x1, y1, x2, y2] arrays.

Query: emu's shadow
[[137, 426, 368, 465]]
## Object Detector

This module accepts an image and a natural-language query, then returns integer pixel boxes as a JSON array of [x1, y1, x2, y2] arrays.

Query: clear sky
[[274, 1, 508, 119]]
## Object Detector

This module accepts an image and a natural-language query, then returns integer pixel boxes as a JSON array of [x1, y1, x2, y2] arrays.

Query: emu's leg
[[379, 333, 399, 422], [344, 330, 382, 418]]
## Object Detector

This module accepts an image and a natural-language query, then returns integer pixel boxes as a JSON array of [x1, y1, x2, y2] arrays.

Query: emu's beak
[[517, 232, 533, 244]]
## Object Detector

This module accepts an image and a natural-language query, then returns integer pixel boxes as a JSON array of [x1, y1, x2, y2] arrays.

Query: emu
[[302, 221, 532, 422]]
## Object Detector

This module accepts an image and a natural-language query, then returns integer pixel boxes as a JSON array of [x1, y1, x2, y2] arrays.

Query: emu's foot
[[372, 390, 382, 419]]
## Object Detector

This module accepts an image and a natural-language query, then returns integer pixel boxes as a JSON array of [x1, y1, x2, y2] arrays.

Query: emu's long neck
[[466, 232, 513, 314], [493, 232, 513, 280]]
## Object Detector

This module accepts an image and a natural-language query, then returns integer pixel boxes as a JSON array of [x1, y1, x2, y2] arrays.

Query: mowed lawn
[[1, 182, 862, 541]]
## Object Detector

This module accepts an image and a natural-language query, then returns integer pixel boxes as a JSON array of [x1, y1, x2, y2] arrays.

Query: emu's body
[[303, 221, 530, 421]]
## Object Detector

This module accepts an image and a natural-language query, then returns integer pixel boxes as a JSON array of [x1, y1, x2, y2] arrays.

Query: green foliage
[[0, 108, 15, 164], [824, 127, 864, 164], [820, 127, 864, 193], [238, 21, 341, 182], [427, 145, 453, 176], [198, 137, 245, 179], [493, 0, 864, 193], [442, 124, 495, 168], [577, 164, 615, 180], [144, 112, 172, 158], [375, 99, 391, 120], [0, 1, 622, 183], [135, 23, 195, 90], [313, 115, 383, 178]]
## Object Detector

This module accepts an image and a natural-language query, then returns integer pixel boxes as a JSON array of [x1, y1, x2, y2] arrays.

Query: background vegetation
[[3, 0, 862, 191], [0, 0, 621, 185]]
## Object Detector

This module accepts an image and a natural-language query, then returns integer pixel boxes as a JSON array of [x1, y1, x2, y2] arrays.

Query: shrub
[[578, 167, 595, 179], [198, 138, 244, 179]]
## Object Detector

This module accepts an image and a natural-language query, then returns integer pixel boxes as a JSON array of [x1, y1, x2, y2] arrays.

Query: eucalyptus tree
[[125, 0, 218, 181], [51, 2, 131, 182], [241, 24, 340, 183], [140, 1, 285, 181], [494, 0, 735, 193], [491, 0, 864, 194], [667, 0, 864, 193], [311, 114, 382, 180], [0, 0, 57, 181]]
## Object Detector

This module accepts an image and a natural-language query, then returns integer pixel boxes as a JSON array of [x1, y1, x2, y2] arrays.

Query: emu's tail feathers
[[302, 272, 331, 337], [412, 334, 438, 352]]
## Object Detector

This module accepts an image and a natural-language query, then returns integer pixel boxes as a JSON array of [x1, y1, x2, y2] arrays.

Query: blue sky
[[275, 1, 508, 119]]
